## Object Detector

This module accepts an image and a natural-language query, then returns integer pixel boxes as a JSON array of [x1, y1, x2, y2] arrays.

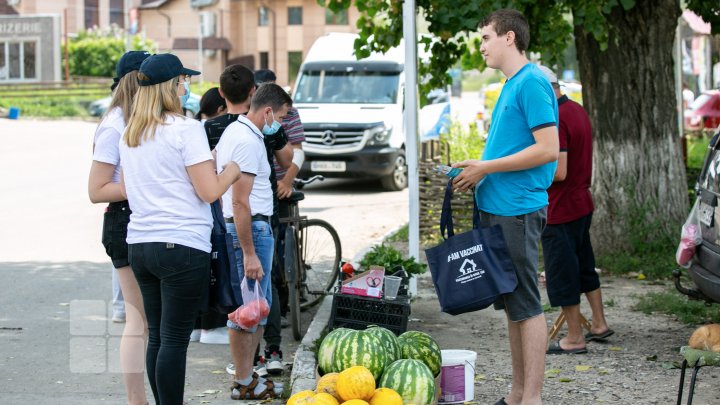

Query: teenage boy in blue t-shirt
[[452, 9, 559, 405]]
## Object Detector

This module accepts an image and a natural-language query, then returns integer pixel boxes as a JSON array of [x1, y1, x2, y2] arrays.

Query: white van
[[292, 32, 449, 191]]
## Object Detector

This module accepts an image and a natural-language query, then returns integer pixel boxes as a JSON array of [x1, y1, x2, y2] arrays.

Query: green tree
[[320, 0, 720, 254], [66, 26, 157, 77]]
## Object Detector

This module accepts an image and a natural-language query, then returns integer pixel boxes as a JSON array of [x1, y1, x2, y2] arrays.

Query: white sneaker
[[189, 329, 201, 342], [111, 312, 126, 323], [226, 362, 235, 376], [254, 358, 268, 378], [280, 316, 290, 328], [200, 327, 229, 344], [266, 350, 283, 375]]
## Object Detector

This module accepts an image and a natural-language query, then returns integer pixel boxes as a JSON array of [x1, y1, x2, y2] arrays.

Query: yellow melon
[[336, 366, 375, 401], [340, 400, 369, 405], [315, 372, 340, 400], [368, 387, 403, 405], [310, 392, 340, 405], [288, 390, 315, 405]]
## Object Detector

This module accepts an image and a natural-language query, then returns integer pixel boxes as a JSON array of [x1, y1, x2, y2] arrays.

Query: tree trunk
[[574, 0, 688, 254]]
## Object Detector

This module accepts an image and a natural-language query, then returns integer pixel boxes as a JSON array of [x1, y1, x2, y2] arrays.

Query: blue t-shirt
[[475, 63, 558, 216]]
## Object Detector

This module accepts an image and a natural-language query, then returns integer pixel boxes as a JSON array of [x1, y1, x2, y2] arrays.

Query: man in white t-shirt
[[215, 83, 293, 400]]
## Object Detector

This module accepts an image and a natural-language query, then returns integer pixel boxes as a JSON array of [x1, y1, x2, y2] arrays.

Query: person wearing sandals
[[119, 53, 241, 405], [537, 65, 612, 355], [215, 83, 293, 400], [88, 50, 150, 405]]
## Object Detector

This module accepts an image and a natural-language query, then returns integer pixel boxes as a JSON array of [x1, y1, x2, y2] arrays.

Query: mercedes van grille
[[303, 129, 366, 153]]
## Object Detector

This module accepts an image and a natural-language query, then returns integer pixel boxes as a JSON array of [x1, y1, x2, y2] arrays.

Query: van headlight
[[366, 125, 392, 146]]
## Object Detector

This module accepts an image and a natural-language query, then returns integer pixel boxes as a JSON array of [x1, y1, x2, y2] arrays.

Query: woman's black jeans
[[129, 242, 210, 405]]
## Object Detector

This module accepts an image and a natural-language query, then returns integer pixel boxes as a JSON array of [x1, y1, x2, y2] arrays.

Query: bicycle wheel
[[284, 225, 302, 341], [299, 219, 341, 309]]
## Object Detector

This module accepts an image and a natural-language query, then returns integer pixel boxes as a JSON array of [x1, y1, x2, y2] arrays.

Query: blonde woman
[[88, 50, 150, 405], [119, 53, 241, 404]]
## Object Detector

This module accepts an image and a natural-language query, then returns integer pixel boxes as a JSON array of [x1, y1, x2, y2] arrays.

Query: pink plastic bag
[[676, 200, 703, 267], [227, 277, 270, 329]]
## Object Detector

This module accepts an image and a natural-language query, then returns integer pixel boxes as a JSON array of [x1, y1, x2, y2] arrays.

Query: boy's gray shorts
[[479, 208, 547, 322]]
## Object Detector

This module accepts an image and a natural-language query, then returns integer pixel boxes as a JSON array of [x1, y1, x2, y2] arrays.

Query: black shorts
[[541, 213, 599, 307], [101, 201, 131, 268]]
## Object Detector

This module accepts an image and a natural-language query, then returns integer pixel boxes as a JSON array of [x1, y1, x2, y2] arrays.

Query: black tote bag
[[425, 182, 518, 315], [209, 200, 242, 314]]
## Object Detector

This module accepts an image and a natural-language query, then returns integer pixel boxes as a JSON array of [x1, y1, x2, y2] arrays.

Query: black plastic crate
[[329, 293, 411, 335]]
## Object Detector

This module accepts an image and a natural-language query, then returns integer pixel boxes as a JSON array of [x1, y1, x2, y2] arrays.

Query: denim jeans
[[129, 242, 210, 405], [226, 220, 274, 333]]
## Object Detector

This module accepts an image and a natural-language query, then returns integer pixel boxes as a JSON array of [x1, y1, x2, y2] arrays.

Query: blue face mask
[[262, 110, 282, 135], [179, 81, 190, 107]]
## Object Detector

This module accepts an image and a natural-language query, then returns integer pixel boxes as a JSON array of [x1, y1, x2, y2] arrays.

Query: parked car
[[684, 89, 720, 130], [675, 127, 720, 304], [88, 92, 201, 118]]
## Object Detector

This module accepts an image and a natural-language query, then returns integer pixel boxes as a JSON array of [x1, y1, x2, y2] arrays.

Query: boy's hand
[[452, 160, 487, 192]]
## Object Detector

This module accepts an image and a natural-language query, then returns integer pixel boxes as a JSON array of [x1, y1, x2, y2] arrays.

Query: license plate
[[311, 161, 346, 172], [698, 201, 714, 227]]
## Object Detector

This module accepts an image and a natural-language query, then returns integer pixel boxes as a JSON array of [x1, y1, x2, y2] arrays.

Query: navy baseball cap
[[138, 53, 201, 86], [112, 51, 151, 90]]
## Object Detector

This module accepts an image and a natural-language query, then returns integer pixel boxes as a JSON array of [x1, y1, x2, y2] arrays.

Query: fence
[[419, 140, 476, 245]]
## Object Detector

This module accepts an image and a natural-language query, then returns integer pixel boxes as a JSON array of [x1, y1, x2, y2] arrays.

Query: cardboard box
[[340, 266, 385, 298]]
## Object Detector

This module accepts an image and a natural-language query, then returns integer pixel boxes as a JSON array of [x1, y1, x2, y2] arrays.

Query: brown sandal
[[230, 373, 276, 400]]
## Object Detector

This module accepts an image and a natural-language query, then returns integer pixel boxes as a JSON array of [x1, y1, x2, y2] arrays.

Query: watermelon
[[379, 359, 436, 405], [397, 331, 442, 376], [332, 329, 388, 379], [365, 326, 401, 365], [318, 328, 353, 374]]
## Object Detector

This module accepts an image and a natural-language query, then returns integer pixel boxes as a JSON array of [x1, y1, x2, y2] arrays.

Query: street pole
[[402, 0, 419, 296]]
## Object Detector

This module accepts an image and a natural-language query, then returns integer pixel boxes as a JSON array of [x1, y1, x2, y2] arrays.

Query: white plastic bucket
[[438, 349, 477, 404]]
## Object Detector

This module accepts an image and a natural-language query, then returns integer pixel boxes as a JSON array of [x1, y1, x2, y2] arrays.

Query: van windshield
[[294, 70, 400, 104]]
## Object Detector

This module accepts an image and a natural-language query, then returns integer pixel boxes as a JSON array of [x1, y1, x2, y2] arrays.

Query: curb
[[288, 223, 407, 394]]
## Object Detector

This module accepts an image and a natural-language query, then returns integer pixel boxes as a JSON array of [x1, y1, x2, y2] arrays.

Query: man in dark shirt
[[538, 66, 612, 355]]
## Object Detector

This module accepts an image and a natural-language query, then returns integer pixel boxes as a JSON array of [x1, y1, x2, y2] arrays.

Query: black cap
[[254, 69, 276, 85], [112, 51, 151, 90], [138, 53, 201, 86]]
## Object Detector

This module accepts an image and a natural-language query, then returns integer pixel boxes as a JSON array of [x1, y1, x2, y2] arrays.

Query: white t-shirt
[[216, 115, 273, 218], [93, 107, 124, 183], [119, 115, 214, 253]]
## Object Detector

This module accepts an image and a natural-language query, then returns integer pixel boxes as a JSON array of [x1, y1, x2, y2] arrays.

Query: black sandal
[[230, 373, 276, 400]]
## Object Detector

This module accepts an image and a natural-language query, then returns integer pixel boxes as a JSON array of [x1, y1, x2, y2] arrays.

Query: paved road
[[0, 118, 409, 404]]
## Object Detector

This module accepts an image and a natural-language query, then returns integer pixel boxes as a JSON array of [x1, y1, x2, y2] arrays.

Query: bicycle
[[280, 175, 342, 340]]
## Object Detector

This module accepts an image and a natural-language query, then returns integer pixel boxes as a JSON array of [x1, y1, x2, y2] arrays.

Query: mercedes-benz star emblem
[[321, 130, 336, 146]]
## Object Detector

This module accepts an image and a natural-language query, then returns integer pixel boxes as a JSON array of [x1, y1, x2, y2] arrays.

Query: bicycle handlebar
[[294, 175, 325, 186]]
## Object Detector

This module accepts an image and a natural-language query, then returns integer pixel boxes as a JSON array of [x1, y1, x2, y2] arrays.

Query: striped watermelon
[[332, 329, 388, 380], [378, 359, 436, 405], [397, 331, 442, 376], [318, 328, 353, 374], [365, 326, 401, 365]]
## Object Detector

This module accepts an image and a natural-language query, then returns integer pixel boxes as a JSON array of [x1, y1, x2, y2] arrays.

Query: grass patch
[[635, 288, 720, 325], [387, 224, 409, 243], [0, 95, 99, 118], [605, 298, 616, 308], [542, 303, 559, 313]]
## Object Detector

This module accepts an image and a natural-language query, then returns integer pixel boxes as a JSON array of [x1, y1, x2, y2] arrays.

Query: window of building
[[288, 51, 302, 85], [85, 0, 99, 29], [259, 6, 270, 26], [0, 40, 38, 81], [325, 9, 348, 25], [109, 0, 124, 28], [288, 7, 302, 25], [259, 52, 269, 70]]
